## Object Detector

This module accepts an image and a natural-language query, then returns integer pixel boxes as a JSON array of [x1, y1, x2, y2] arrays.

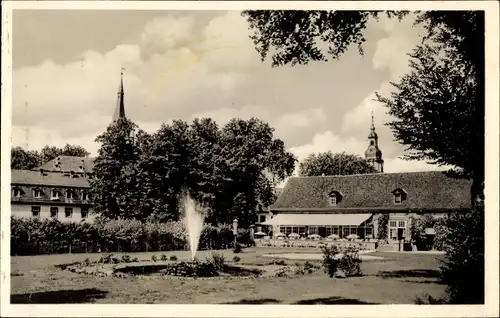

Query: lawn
[[10, 248, 446, 304]]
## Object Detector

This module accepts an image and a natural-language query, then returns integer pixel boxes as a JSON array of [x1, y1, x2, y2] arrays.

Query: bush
[[99, 254, 120, 264], [439, 204, 484, 304], [321, 245, 362, 278], [232, 256, 241, 262], [169, 255, 178, 261], [151, 254, 158, 262], [121, 254, 132, 263], [131, 257, 139, 262], [9, 216, 244, 256], [206, 251, 225, 270], [377, 213, 389, 241], [233, 243, 243, 253], [160, 254, 168, 261]]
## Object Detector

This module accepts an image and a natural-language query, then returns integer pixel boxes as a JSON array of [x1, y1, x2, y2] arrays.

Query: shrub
[[439, 204, 484, 304], [131, 257, 139, 262], [121, 254, 132, 263], [99, 254, 120, 264], [321, 245, 362, 278], [169, 255, 178, 261], [377, 213, 389, 241], [232, 256, 241, 262], [207, 251, 225, 270], [151, 254, 158, 262], [236, 228, 255, 247], [160, 254, 168, 261], [233, 243, 243, 253]]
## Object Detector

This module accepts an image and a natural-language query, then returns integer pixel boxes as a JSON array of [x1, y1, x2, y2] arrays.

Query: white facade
[[11, 203, 95, 223]]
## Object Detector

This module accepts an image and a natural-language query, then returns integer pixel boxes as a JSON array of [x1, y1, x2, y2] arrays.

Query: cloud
[[12, 10, 445, 177]]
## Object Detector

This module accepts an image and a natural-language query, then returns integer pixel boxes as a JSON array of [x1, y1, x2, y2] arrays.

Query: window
[[65, 190, 74, 199], [329, 196, 337, 206], [65, 208, 73, 218], [12, 188, 22, 198], [392, 188, 407, 204], [389, 221, 397, 228], [31, 206, 40, 217], [394, 194, 402, 204], [81, 192, 89, 201], [328, 191, 343, 206], [365, 227, 373, 237], [398, 221, 406, 228], [51, 190, 60, 200], [390, 229, 397, 240], [33, 189, 43, 198], [308, 226, 318, 234], [50, 207, 59, 218], [81, 208, 88, 219]]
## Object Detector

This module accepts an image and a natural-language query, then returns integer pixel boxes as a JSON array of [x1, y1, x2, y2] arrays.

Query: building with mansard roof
[[258, 114, 471, 251], [10, 71, 127, 222]]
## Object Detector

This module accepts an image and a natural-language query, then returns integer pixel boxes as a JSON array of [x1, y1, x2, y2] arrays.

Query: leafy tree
[[11, 144, 90, 170], [439, 203, 484, 304], [242, 10, 484, 202], [41, 144, 90, 163], [215, 118, 296, 227], [90, 118, 147, 219], [11, 147, 42, 170], [299, 151, 376, 176]]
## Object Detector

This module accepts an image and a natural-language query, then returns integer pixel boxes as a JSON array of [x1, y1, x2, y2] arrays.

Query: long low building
[[11, 157, 95, 222], [260, 170, 471, 250]]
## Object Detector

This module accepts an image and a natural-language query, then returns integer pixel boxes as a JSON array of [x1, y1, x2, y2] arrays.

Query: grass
[[10, 248, 446, 304]]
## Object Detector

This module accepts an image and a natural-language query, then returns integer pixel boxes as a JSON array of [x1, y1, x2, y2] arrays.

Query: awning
[[262, 213, 372, 226]]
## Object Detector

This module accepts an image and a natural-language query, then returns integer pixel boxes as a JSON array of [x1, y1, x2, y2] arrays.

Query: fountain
[[182, 194, 205, 261]]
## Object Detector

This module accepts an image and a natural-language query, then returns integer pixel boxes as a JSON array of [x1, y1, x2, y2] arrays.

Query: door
[[397, 228, 405, 241]]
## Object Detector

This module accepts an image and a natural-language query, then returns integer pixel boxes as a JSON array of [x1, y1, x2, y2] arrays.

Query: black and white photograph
[[1, 1, 498, 317]]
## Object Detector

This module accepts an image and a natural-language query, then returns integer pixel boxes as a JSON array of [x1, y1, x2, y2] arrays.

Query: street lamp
[[233, 218, 238, 248]]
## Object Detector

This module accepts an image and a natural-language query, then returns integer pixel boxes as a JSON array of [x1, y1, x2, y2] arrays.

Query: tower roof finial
[[371, 111, 375, 129]]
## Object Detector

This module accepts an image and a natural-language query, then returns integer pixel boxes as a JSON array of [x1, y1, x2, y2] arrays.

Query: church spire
[[365, 112, 384, 173], [112, 67, 126, 121]]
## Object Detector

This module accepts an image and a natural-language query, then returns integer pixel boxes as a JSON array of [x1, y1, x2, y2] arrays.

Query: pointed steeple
[[112, 67, 126, 121], [365, 112, 384, 173]]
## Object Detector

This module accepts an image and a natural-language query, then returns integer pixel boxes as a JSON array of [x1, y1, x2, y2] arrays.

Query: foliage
[[242, 10, 484, 202], [233, 244, 243, 254], [90, 117, 295, 226], [160, 254, 168, 261], [121, 255, 132, 263], [11, 147, 42, 170], [169, 255, 178, 261], [232, 256, 241, 263], [10, 216, 239, 256], [236, 228, 255, 247], [321, 245, 362, 278], [151, 254, 158, 262], [162, 261, 219, 277], [439, 204, 484, 304], [409, 214, 445, 251], [206, 251, 226, 271], [377, 213, 389, 240], [299, 151, 376, 176], [11, 144, 90, 170]]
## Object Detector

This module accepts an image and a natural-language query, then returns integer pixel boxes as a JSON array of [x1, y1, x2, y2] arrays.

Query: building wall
[[11, 204, 95, 223]]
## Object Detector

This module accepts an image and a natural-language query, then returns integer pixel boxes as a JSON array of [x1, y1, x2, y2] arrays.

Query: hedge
[[10, 216, 253, 256]]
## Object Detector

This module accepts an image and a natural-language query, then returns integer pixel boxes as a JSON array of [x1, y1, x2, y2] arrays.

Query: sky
[[11, 9, 449, 175]]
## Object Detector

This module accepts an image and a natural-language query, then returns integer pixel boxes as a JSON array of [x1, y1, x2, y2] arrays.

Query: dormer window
[[328, 190, 343, 206], [392, 188, 407, 204], [12, 188, 23, 198], [81, 192, 89, 201], [33, 189, 44, 199], [51, 189, 61, 200], [65, 190, 74, 199]]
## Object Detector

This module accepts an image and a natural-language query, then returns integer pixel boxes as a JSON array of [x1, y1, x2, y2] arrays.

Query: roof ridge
[[289, 170, 448, 179]]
